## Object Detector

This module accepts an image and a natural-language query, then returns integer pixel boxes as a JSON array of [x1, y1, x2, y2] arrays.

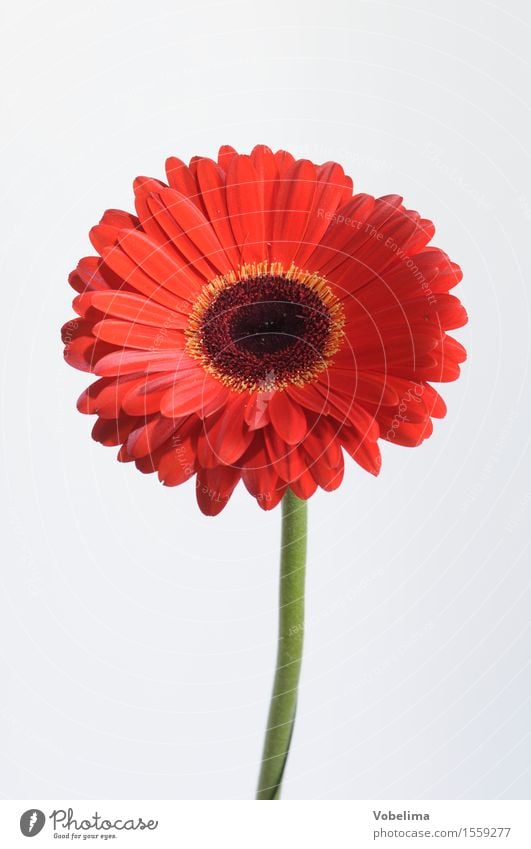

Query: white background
[[1, 0, 530, 800]]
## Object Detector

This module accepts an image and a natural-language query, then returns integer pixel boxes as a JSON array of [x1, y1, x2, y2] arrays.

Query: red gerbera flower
[[62, 144, 467, 515]]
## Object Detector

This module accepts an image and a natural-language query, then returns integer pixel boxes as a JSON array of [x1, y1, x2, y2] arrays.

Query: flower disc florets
[[186, 262, 345, 391]]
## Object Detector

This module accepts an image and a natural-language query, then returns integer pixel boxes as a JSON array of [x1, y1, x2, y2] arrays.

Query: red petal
[[330, 208, 422, 292], [74, 291, 187, 328], [241, 434, 278, 498], [158, 443, 197, 486], [117, 229, 204, 301], [321, 195, 405, 286], [127, 416, 178, 459], [250, 145, 278, 246], [314, 380, 380, 440], [202, 394, 254, 465], [244, 390, 272, 430], [258, 484, 287, 510], [302, 417, 343, 470], [64, 337, 115, 373], [327, 368, 400, 407], [275, 150, 295, 175], [226, 155, 265, 263], [196, 465, 241, 515], [419, 382, 446, 418], [160, 369, 226, 418], [131, 177, 168, 243], [268, 392, 307, 444], [69, 257, 117, 294], [122, 374, 177, 415], [339, 426, 381, 475], [92, 319, 184, 351], [89, 208, 139, 254], [158, 419, 199, 485], [78, 374, 144, 418], [263, 427, 308, 483], [286, 382, 330, 416], [307, 450, 345, 491], [195, 158, 241, 269], [92, 414, 138, 447], [165, 157, 202, 209], [95, 349, 184, 376], [101, 245, 192, 311], [294, 162, 349, 268], [271, 159, 316, 267], [307, 193, 375, 273], [148, 188, 233, 277], [381, 417, 433, 446], [289, 467, 318, 500], [217, 145, 238, 173]]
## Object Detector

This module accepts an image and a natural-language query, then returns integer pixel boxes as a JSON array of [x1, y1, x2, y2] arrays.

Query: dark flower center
[[187, 269, 344, 391], [231, 298, 307, 355]]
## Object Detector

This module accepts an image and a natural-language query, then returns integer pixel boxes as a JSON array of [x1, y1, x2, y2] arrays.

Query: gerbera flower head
[[63, 144, 467, 515]]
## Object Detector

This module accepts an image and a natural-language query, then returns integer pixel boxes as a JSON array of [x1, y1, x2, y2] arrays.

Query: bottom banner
[[1, 800, 530, 847]]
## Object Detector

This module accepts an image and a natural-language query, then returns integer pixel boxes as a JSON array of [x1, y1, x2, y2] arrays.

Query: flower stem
[[256, 489, 308, 800]]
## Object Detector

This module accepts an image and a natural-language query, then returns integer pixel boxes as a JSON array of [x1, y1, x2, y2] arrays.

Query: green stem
[[256, 489, 308, 800]]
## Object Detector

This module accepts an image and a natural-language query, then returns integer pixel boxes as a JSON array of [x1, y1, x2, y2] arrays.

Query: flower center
[[186, 263, 345, 391], [230, 297, 307, 355]]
